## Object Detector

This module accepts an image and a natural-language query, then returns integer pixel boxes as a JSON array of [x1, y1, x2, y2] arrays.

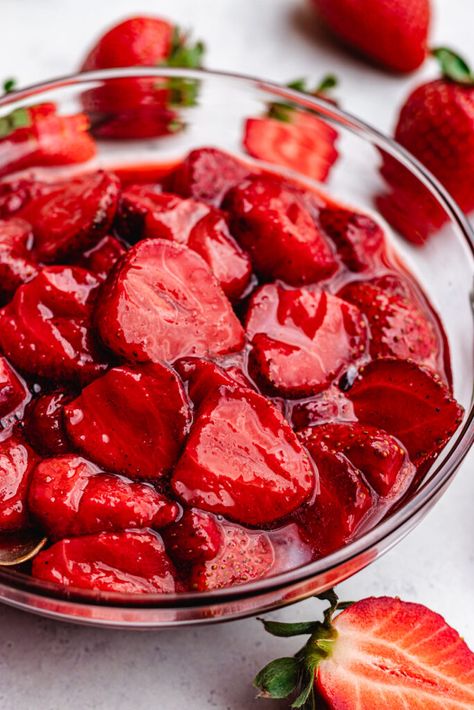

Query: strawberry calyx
[[0, 106, 31, 139], [267, 76, 338, 123], [431, 47, 474, 85], [2, 78, 16, 94], [254, 589, 352, 708], [159, 26, 206, 107]]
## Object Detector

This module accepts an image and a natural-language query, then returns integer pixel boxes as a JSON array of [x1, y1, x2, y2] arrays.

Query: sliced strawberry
[[175, 357, 251, 408], [290, 385, 355, 429], [22, 392, 72, 456], [224, 175, 338, 285], [32, 530, 180, 594], [319, 207, 386, 271], [0, 356, 29, 421], [189, 524, 275, 591], [171, 147, 250, 206], [244, 112, 338, 183], [0, 218, 38, 304], [19, 171, 120, 263], [162, 508, 223, 564], [0, 103, 96, 178], [0, 177, 51, 219], [171, 385, 315, 526], [77, 235, 126, 280], [0, 433, 38, 532], [0, 266, 108, 384], [246, 284, 368, 397], [339, 279, 441, 372], [28, 455, 179, 539], [63, 362, 191, 480], [95, 238, 244, 363], [347, 358, 464, 467]]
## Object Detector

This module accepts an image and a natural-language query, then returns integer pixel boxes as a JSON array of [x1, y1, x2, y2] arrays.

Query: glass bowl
[[0, 68, 472, 629]]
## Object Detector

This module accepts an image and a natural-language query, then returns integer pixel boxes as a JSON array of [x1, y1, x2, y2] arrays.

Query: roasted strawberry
[[319, 207, 386, 272], [0, 434, 37, 532], [347, 358, 464, 467], [189, 524, 275, 591], [162, 509, 223, 564], [0, 102, 96, 178], [0, 356, 29, 421], [310, 0, 431, 73], [32, 530, 180, 594], [171, 147, 250, 206], [77, 235, 126, 280], [245, 284, 367, 397], [175, 357, 251, 408], [22, 392, 71, 456], [0, 218, 37, 304], [339, 278, 441, 372], [171, 385, 315, 526], [244, 77, 338, 183], [0, 266, 108, 384], [95, 238, 244, 363], [63, 362, 191, 480], [28, 455, 179, 539], [290, 385, 355, 429], [224, 175, 337, 285], [255, 593, 474, 709], [19, 171, 120, 263]]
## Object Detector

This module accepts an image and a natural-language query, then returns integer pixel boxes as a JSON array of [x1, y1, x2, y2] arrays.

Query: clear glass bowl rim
[[0, 66, 472, 608]]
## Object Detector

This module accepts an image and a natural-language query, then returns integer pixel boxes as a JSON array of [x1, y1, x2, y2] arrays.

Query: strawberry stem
[[431, 47, 474, 85]]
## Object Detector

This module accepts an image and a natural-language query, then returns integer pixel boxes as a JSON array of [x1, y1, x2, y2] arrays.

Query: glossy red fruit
[[244, 110, 338, 183], [64, 362, 191, 480], [0, 266, 108, 384], [22, 392, 72, 456], [189, 524, 275, 591], [0, 434, 37, 532], [95, 238, 244, 363], [339, 279, 441, 372], [225, 175, 337, 285], [175, 357, 251, 408], [290, 385, 355, 429], [19, 171, 120, 263], [0, 356, 28, 420], [0, 178, 50, 219], [347, 358, 464, 467], [171, 147, 250, 206], [319, 207, 386, 272], [77, 235, 126, 280], [32, 530, 180, 594], [311, 0, 431, 73], [0, 218, 37, 303], [0, 103, 96, 178], [171, 385, 315, 526], [162, 509, 223, 564], [246, 284, 368, 397], [29, 455, 179, 539]]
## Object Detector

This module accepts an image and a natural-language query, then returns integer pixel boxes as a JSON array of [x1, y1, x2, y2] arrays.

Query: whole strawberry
[[254, 590, 474, 709], [311, 0, 431, 73]]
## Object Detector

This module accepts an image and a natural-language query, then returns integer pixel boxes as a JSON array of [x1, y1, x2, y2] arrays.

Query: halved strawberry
[[0, 218, 37, 304], [22, 391, 71, 456], [347, 358, 464, 468], [171, 147, 251, 206], [319, 207, 386, 271], [63, 362, 191, 480], [0, 356, 29, 421], [175, 357, 251, 408], [224, 174, 338, 285], [19, 171, 120, 263], [32, 530, 180, 594], [246, 284, 368, 397], [77, 235, 126, 280], [0, 266, 108, 384], [0, 177, 50, 219], [162, 508, 223, 564], [339, 278, 441, 372], [255, 592, 474, 709], [171, 384, 315, 526], [0, 103, 96, 178], [290, 385, 355, 429], [28, 455, 179, 539], [0, 433, 38, 532], [95, 238, 244, 363]]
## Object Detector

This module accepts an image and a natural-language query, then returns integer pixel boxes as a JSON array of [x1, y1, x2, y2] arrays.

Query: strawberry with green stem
[[254, 589, 474, 708], [243, 76, 339, 182]]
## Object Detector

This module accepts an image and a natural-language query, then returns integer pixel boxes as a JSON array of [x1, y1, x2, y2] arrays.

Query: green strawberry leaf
[[254, 656, 300, 699], [0, 107, 31, 138], [2, 78, 16, 94], [432, 47, 474, 85], [291, 671, 315, 708], [266, 74, 339, 124], [258, 619, 322, 638]]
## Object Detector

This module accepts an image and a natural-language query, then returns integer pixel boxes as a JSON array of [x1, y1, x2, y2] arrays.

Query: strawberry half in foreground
[[254, 590, 474, 709]]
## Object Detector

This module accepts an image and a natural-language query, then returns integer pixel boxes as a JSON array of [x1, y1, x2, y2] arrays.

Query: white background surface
[[0, 1, 473, 708]]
